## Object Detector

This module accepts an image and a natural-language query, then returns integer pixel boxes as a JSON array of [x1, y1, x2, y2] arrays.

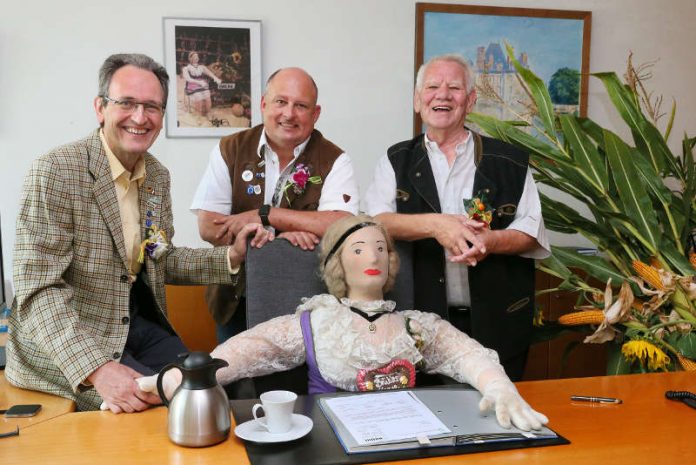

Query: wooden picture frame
[[163, 17, 262, 138], [414, 3, 591, 135]]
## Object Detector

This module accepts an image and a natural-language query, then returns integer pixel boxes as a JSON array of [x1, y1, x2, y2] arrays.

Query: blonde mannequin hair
[[319, 215, 400, 299]]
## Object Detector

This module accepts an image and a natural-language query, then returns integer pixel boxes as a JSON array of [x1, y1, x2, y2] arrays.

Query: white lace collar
[[339, 298, 396, 314]]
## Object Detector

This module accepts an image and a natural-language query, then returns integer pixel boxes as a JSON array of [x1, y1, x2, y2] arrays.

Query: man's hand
[[88, 361, 161, 414], [213, 210, 261, 243], [449, 228, 538, 265], [449, 224, 496, 265], [228, 223, 274, 267], [431, 214, 487, 265], [278, 231, 320, 250]]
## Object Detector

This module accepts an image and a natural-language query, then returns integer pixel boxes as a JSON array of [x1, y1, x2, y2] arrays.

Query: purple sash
[[300, 311, 337, 394]]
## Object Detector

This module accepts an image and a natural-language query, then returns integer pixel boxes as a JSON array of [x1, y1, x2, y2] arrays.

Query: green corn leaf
[[540, 193, 606, 238], [504, 43, 557, 139], [630, 146, 673, 205], [636, 120, 682, 181], [603, 129, 659, 253], [559, 114, 608, 194], [467, 112, 568, 164], [664, 98, 676, 141], [593, 72, 644, 130], [594, 72, 672, 175], [578, 117, 605, 145], [665, 332, 696, 359], [659, 240, 695, 275], [550, 246, 627, 286]]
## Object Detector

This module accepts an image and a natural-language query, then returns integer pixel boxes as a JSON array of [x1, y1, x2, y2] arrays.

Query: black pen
[[571, 395, 623, 404]]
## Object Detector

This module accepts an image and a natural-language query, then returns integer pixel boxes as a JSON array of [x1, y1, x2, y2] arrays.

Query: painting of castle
[[417, 6, 590, 129]]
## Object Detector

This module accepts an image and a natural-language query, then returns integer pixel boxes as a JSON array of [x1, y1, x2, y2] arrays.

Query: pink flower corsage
[[282, 163, 322, 205]]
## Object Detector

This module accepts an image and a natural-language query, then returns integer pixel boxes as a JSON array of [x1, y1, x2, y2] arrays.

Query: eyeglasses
[[102, 96, 165, 115]]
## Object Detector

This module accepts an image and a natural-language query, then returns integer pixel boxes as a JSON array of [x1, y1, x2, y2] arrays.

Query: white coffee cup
[[252, 390, 297, 434]]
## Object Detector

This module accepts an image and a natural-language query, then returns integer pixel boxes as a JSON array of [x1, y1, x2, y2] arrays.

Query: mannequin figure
[[143, 215, 548, 430]]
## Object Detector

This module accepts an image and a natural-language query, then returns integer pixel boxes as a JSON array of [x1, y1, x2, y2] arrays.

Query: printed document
[[322, 391, 451, 446]]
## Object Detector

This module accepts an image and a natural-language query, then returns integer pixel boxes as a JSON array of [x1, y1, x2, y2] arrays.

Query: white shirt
[[191, 130, 359, 215], [364, 132, 550, 306]]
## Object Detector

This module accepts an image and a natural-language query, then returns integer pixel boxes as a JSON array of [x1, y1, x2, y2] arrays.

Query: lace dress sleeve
[[403, 310, 507, 391], [210, 314, 306, 385]]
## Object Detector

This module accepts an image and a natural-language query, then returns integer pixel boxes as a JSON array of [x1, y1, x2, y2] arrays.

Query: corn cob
[[677, 353, 696, 371], [558, 310, 605, 326], [632, 260, 665, 290]]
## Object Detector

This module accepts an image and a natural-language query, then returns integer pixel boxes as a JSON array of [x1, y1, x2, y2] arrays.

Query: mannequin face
[[340, 226, 389, 301]]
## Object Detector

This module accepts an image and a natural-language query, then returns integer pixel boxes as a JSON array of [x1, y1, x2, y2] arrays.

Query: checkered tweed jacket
[[6, 130, 234, 411]]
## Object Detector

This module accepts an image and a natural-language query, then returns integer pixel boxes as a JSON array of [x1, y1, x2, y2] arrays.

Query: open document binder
[[230, 386, 568, 465], [319, 389, 559, 454]]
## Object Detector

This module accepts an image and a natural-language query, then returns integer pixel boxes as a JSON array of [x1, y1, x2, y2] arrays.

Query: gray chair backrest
[[245, 239, 414, 329]]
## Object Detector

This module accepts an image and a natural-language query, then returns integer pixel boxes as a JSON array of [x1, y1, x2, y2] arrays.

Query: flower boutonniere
[[464, 192, 495, 227], [282, 163, 322, 205], [138, 225, 169, 263]]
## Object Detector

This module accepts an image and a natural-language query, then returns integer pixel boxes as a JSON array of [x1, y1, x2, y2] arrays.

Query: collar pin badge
[[253, 184, 262, 195], [242, 170, 253, 182], [246, 185, 254, 195]]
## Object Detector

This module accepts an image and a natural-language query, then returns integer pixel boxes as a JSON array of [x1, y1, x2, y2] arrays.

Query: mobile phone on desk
[[4, 404, 42, 417]]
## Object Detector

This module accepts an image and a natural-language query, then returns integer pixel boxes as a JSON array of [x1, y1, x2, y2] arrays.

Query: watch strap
[[259, 204, 271, 227]]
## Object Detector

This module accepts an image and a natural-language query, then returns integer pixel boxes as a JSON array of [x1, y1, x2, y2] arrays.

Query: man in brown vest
[[191, 67, 359, 342]]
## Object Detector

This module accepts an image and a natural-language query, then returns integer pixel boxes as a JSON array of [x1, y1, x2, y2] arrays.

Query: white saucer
[[234, 413, 313, 443]]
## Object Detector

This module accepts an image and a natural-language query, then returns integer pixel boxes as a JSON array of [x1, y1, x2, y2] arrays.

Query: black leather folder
[[230, 386, 569, 465]]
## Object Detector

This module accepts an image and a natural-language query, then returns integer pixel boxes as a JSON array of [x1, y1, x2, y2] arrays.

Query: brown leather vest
[[220, 124, 343, 216], [208, 125, 343, 328]]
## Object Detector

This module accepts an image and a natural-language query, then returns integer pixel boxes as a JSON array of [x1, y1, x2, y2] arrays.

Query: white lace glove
[[479, 378, 549, 431], [135, 369, 182, 402]]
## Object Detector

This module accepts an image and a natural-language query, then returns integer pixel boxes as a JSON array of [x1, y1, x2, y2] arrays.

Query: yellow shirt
[[100, 131, 145, 280]]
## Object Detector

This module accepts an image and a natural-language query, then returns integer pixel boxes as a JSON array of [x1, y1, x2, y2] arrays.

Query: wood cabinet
[[522, 270, 607, 380]]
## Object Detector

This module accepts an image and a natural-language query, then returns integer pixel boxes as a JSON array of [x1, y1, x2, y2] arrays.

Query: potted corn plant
[[468, 45, 696, 374]]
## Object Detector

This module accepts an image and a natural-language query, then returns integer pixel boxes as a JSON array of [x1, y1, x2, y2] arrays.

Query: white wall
[[2, 0, 696, 300]]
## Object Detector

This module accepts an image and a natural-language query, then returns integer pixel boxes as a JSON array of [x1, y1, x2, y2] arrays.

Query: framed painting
[[163, 17, 262, 137], [415, 3, 591, 134]]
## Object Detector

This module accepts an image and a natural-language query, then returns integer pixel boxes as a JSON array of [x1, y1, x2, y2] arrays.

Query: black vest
[[387, 131, 535, 361]]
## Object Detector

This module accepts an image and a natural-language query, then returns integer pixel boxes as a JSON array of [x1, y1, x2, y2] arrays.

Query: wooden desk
[[1, 371, 695, 464], [1, 370, 76, 435]]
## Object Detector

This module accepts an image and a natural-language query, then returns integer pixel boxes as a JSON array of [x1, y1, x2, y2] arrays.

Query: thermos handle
[[156, 363, 178, 407]]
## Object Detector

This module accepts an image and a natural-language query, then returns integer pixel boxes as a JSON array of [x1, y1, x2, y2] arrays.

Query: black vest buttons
[[122, 316, 130, 324], [120, 275, 129, 283], [113, 352, 121, 359], [438, 277, 445, 283], [415, 172, 421, 177]]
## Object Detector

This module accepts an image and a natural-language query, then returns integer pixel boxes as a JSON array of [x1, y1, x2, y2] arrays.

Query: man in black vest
[[364, 54, 550, 380], [192, 68, 359, 342]]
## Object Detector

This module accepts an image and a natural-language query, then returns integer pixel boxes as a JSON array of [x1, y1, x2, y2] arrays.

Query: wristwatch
[[258, 204, 271, 227]]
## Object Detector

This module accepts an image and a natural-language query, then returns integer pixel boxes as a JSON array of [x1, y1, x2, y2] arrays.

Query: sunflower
[[621, 339, 671, 371]]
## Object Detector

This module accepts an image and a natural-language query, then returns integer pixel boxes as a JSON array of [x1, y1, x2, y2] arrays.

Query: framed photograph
[[163, 17, 262, 138], [415, 3, 591, 134]]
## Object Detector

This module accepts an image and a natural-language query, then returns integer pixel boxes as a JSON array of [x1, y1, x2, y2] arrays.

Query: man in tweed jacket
[[6, 54, 271, 412]]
